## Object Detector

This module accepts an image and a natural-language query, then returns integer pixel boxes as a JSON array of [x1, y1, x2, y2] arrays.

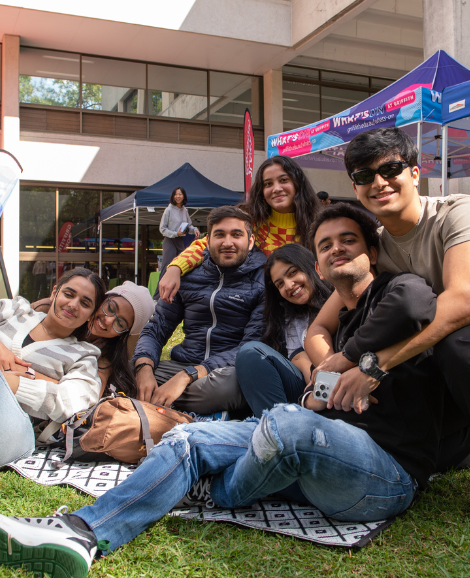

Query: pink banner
[[244, 109, 254, 199]]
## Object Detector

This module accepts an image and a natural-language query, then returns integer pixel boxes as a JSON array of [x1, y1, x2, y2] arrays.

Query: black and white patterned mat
[[4, 446, 394, 549]]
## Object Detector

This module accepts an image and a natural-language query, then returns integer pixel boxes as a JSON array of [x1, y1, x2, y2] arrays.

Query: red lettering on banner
[[385, 91, 416, 112], [310, 120, 330, 136]]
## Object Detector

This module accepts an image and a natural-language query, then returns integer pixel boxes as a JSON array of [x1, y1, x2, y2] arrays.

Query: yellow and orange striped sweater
[[170, 210, 299, 275]]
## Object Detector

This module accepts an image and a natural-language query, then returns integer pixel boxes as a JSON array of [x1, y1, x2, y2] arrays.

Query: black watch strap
[[359, 352, 388, 382], [183, 366, 199, 384]]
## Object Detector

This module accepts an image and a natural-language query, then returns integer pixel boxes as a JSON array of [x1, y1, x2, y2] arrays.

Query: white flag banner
[[0, 149, 22, 217]]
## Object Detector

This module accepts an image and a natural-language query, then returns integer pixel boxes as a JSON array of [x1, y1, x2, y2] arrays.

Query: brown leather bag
[[56, 393, 193, 464]]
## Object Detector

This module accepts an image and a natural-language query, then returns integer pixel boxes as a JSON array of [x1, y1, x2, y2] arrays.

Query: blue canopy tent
[[267, 51, 470, 184], [97, 162, 242, 281], [441, 80, 470, 195]]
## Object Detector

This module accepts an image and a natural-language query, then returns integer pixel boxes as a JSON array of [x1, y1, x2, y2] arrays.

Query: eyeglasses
[[101, 297, 129, 334], [351, 161, 410, 186]]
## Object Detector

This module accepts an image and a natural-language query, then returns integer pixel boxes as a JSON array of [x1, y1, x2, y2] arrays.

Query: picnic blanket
[[3, 446, 394, 549]]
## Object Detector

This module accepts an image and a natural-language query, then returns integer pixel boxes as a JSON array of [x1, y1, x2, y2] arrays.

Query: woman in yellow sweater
[[159, 155, 321, 302]]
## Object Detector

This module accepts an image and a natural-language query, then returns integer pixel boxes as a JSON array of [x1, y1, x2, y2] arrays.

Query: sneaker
[[0, 506, 103, 578], [173, 476, 215, 509], [188, 411, 230, 422]]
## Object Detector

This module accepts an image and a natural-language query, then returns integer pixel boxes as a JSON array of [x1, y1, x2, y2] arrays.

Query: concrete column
[[263, 69, 283, 140], [423, 0, 470, 196], [1, 35, 20, 295]]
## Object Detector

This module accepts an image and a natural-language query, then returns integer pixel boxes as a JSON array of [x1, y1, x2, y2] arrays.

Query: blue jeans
[[236, 342, 306, 417], [75, 404, 416, 552], [0, 372, 35, 466]]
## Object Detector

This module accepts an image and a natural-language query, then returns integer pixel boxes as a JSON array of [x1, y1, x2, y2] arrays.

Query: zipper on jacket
[[205, 267, 224, 360]]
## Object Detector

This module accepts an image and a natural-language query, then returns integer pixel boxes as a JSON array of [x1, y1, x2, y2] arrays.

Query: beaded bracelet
[[134, 362, 154, 375]]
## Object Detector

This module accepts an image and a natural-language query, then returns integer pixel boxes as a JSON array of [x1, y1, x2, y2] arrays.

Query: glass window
[[57, 261, 99, 282], [58, 189, 100, 256], [210, 72, 262, 125], [321, 70, 369, 88], [148, 65, 208, 120], [283, 66, 319, 81], [321, 87, 369, 118], [82, 57, 146, 113], [19, 48, 80, 107], [283, 79, 320, 131], [101, 222, 136, 257], [20, 261, 56, 303], [20, 187, 56, 252], [102, 191, 133, 209]]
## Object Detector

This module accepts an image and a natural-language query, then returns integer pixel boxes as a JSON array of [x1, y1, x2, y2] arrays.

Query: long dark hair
[[241, 156, 320, 249], [263, 245, 332, 353], [92, 332, 137, 398], [51, 268, 105, 341], [170, 186, 188, 206]]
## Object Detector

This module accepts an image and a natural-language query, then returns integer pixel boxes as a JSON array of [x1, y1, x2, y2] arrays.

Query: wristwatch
[[358, 352, 388, 382], [183, 366, 199, 384]]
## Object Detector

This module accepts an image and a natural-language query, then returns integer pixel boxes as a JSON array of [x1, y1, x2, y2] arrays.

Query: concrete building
[[0, 0, 465, 296]]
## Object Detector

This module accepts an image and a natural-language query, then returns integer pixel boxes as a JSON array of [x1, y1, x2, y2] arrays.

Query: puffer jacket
[[133, 247, 266, 373]]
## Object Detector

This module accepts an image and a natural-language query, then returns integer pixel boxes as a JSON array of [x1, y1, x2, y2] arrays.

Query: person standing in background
[[156, 187, 200, 298]]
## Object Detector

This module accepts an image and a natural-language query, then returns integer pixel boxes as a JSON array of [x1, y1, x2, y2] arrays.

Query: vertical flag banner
[[244, 109, 254, 200], [0, 149, 22, 217]]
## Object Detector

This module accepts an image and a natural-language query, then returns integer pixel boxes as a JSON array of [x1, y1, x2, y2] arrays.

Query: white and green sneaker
[[0, 506, 106, 578]]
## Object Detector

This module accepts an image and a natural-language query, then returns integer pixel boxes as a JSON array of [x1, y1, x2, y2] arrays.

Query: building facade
[[0, 0, 466, 296]]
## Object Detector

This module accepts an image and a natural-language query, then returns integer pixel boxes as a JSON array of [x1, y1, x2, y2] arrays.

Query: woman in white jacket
[[156, 187, 200, 296], [0, 268, 105, 466]]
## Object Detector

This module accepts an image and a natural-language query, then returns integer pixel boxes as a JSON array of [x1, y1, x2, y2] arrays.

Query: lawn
[[1, 326, 470, 577]]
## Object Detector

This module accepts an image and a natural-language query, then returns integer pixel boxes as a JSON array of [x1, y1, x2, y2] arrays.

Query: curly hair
[[240, 156, 320, 249]]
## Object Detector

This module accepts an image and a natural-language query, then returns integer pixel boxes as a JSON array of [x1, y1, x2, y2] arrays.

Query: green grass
[[1, 325, 470, 576]]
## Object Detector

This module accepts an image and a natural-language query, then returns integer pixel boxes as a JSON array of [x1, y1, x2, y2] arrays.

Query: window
[[148, 65, 207, 120], [210, 72, 262, 125], [58, 189, 100, 256], [19, 48, 80, 108], [82, 57, 146, 113], [20, 187, 56, 252], [282, 65, 394, 132]]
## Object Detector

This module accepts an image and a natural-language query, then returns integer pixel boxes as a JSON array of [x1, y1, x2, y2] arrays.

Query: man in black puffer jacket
[[133, 206, 266, 415]]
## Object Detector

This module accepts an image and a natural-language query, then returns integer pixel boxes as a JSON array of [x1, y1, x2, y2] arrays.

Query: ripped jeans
[[75, 405, 416, 552]]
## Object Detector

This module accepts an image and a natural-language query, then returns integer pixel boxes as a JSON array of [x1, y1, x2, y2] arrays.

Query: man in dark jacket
[[133, 205, 266, 415]]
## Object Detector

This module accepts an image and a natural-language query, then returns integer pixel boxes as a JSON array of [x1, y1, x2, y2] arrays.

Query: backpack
[[50, 391, 193, 464]]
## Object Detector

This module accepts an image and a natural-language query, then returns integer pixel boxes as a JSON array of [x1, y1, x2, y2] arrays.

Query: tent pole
[[98, 225, 102, 278], [416, 121, 422, 194], [442, 124, 448, 196], [135, 207, 139, 284]]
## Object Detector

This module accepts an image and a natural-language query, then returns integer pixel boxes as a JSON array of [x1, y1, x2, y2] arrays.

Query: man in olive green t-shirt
[[307, 127, 470, 469]]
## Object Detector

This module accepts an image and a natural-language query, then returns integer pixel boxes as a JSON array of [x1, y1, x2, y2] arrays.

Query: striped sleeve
[[168, 237, 208, 275], [15, 342, 101, 422]]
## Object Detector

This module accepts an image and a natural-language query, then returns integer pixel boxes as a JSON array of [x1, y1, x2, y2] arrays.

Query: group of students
[[2, 126, 470, 578]]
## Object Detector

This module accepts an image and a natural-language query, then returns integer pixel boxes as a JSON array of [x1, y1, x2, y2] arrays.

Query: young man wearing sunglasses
[[306, 127, 470, 469]]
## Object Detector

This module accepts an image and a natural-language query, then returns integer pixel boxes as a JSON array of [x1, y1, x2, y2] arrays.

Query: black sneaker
[[0, 506, 105, 578], [174, 476, 216, 509]]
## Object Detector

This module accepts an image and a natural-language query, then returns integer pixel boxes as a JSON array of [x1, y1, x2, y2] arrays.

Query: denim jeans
[[236, 342, 306, 418], [75, 404, 416, 552], [0, 372, 35, 466]]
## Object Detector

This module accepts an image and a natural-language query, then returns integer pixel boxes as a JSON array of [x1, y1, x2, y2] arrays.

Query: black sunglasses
[[351, 161, 410, 186]]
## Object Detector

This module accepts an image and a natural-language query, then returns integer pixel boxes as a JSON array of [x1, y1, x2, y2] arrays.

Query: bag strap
[[62, 398, 109, 461], [37, 420, 61, 443], [129, 397, 154, 456]]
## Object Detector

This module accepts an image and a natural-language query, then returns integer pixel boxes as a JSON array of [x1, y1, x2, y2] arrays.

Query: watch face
[[362, 354, 374, 370]]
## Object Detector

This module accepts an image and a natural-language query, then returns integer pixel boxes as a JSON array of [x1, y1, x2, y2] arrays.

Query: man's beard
[[210, 245, 250, 268]]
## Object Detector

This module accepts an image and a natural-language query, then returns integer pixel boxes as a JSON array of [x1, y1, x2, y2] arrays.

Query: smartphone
[[313, 370, 340, 403]]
